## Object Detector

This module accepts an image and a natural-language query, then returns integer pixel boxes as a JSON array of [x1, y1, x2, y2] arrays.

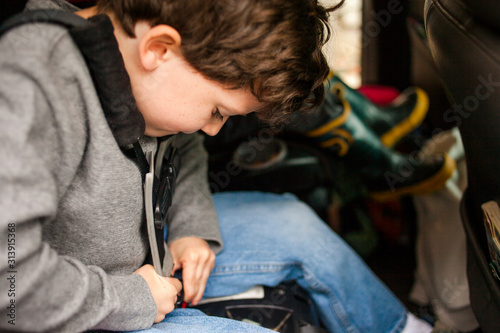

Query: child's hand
[[168, 237, 215, 305], [134, 264, 183, 323]]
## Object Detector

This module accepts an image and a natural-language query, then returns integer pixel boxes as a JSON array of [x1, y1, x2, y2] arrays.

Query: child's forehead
[[222, 89, 263, 116]]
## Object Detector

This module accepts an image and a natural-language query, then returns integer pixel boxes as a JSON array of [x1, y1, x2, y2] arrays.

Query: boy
[[0, 0, 431, 332]]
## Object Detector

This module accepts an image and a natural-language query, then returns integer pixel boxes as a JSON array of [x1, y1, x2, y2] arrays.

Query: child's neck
[[74, 6, 98, 19]]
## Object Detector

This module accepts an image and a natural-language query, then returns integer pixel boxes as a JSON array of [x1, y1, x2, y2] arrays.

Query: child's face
[[131, 55, 262, 137]]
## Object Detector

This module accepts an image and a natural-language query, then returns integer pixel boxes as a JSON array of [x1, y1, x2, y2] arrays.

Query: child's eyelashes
[[211, 108, 225, 122]]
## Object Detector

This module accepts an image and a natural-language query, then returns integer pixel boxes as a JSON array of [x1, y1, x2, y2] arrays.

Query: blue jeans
[[130, 192, 407, 333]]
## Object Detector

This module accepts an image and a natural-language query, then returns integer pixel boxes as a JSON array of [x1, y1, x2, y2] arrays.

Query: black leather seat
[[424, 0, 500, 331]]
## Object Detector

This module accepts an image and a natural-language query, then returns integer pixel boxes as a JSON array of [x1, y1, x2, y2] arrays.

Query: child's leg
[[126, 308, 274, 332], [205, 191, 408, 333]]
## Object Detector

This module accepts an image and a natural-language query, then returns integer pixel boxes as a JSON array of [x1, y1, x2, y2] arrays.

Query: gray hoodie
[[0, 0, 222, 331]]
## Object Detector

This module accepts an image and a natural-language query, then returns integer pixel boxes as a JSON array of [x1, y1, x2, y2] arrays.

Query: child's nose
[[201, 120, 227, 136]]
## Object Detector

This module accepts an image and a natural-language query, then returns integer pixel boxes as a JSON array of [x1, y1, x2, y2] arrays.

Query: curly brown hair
[[97, 0, 344, 126]]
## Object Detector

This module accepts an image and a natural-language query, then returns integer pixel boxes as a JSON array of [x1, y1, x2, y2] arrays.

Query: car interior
[[1, 0, 499, 332]]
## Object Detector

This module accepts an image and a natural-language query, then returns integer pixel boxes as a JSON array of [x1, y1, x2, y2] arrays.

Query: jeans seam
[[301, 265, 360, 333], [392, 312, 408, 333], [210, 262, 295, 275]]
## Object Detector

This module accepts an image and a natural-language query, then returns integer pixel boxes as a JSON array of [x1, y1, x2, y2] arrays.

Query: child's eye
[[211, 108, 224, 122]]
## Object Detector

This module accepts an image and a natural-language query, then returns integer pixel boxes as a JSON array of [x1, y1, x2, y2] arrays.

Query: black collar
[[70, 14, 146, 147]]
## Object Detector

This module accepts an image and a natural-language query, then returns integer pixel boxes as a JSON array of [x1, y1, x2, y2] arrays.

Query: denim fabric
[[128, 308, 273, 332], [130, 191, 407, 333]]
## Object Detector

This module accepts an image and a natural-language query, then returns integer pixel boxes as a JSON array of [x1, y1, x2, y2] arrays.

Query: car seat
[[424, 0, 500, 331]]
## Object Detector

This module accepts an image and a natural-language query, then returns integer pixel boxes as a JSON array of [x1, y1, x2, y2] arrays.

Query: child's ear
[[139, 25, 182, 71]]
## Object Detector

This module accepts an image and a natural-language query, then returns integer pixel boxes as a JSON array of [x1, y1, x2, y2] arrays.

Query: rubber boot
[[326, 72, 429, 148], [286, 90, 456, 201]]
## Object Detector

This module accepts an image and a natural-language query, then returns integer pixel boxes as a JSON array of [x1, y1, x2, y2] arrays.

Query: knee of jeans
[[263, 199, 334, 241], [271, 200, 359, 257], [214, 191, 340, 243], [213, 192, 309, 221]]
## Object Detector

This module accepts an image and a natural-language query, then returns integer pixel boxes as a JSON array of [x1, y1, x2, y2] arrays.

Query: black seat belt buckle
[[144, 137, 180, 276], [153, 145, 178, 230]]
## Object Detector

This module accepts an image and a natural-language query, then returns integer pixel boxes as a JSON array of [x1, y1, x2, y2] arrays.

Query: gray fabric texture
[[0, 0, 222, 331]]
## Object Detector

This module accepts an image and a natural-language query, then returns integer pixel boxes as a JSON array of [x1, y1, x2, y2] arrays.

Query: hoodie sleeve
[[165, 133, 223, 254], [0, 27, 157, 332]]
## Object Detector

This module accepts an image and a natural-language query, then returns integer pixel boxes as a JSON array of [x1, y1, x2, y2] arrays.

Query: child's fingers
[[181, 260, 198, 302], [183, 252, 214, 305], [165, 276, 183, 294], [168, 237, 215, 303], [152, 277, 181, 321], [192, 263, 212, 305], [170, 261, 182, 277], [135, 265, 182, 322]]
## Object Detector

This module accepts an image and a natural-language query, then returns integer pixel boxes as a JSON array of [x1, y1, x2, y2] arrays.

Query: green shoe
[[327, 72, 429, 148], [367, 153, 456, 201], [303, 92, 455, 200]]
